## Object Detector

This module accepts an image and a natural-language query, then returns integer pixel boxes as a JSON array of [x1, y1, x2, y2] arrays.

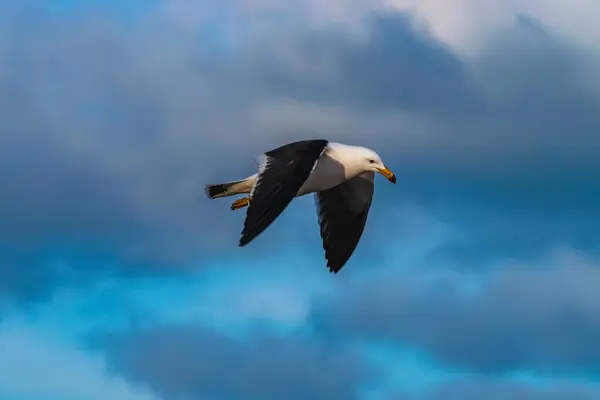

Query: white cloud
[[0, 321, 160, 400], [377, 0, 599, 55], [170, 0, 600, 55], [127, 260, 331, 332], [12, 261, 330, 338]]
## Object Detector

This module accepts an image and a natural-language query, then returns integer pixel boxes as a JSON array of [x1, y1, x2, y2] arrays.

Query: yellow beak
[[376, 166, 396, 184]]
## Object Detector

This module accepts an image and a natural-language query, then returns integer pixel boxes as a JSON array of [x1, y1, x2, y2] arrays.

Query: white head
[[330, 144, 396, 183], [356, 147, 396, 183]]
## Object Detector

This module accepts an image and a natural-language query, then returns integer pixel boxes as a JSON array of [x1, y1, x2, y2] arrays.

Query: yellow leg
[[231, 197, 249, 211]]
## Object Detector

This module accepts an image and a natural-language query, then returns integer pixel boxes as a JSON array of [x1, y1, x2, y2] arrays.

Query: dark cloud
[[394, 16, 600, 263], [400, 378, 600, 400], [100, 325, 377, 400], [256, 13, 483, 115], [310, 253, 600, 375], [1, 0, 599, 302]]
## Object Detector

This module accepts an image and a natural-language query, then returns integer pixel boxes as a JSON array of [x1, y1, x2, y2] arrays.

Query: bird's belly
[[296, 156, 346, 196]]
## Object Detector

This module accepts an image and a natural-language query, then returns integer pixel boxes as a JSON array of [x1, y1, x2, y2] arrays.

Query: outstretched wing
[[314, 172, 374, 273], [240, 139, 328, 247]]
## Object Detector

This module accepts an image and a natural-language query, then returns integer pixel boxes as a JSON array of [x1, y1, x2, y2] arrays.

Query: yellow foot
[[231, 197, 250, 211]]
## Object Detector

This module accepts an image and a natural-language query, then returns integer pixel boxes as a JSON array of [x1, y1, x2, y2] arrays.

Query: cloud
[[0, 319, 158, 400], [253, 13, 483, 115], [1, 0, 599, 303], [400, 377, 600, 400], [0, 265, 335, 399], [311, 250, 600, 375], [101, 324, 378, 400], [4, 1, 600, 399]]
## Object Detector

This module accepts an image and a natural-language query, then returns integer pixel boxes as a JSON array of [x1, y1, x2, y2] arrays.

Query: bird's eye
[[368, 159, 375, 164]]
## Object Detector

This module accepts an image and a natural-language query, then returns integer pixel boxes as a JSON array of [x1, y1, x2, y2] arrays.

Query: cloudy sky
[[1, 0, 600, 399]]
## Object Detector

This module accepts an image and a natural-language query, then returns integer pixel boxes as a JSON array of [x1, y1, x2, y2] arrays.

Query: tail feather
[[205, 179, 247, 199], [205, 183, 232, 199], [205, 175, 256, 200]]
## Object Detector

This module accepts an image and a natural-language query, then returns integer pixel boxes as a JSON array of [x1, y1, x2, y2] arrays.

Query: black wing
[[240, 139, 328, 247], [315, 172, 374, 273]]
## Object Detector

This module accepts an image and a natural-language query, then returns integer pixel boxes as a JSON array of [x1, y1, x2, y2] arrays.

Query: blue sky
[[1, 0, 600, 399]]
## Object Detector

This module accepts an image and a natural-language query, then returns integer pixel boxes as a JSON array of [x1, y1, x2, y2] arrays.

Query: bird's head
[[358, 147, 396, 184]]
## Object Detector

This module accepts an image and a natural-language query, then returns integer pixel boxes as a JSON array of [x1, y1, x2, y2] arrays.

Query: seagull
[[204, 139, 396, 273]]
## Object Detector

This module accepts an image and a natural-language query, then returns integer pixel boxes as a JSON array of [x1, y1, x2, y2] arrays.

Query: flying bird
[[205, 139, 396, 273]]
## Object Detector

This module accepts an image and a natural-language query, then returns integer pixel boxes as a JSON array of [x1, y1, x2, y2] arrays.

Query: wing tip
[[326, 259, 344, 274], [239, 234, 252, 247]]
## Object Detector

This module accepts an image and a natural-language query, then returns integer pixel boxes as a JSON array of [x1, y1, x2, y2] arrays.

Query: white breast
[[296, 143, 363, 196]]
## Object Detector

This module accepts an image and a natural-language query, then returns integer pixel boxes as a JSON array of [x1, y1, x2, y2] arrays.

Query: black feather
[[239, 139, 328, 246], [315, 173, 374, 273]]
